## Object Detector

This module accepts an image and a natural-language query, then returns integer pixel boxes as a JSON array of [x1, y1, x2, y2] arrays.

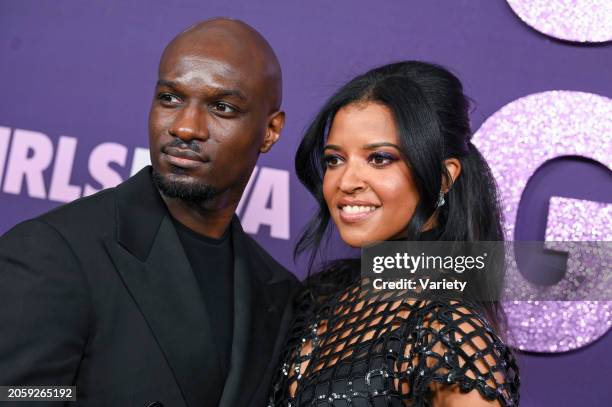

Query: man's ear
[[260, 110, 285, 153], [442, 158, 461, 192]]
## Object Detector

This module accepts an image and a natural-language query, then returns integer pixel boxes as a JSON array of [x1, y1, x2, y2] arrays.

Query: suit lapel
[[218, 219, 296, 407], [217, 218, 253, 407], [105, 167, 224, 407]]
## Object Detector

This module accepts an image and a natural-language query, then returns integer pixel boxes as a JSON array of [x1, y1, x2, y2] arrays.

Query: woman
[[268, 61, 520, 406]]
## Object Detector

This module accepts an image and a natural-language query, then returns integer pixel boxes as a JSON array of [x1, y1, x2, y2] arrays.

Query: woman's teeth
[[341, 205, 377, 214]]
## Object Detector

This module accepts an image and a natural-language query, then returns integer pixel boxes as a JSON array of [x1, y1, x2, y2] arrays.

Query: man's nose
[[338, 161, 367, 193], [169, 104, 209, 142]]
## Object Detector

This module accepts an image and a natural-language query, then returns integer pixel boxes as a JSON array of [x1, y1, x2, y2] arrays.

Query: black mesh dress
[[268, 262, 520, 407]]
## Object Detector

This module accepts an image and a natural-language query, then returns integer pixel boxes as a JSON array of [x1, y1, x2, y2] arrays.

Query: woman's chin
[[339, 233, 376, 249]]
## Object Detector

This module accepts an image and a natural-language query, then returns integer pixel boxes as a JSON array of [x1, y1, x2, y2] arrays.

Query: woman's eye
[[212, 102, 236, 113], [368, 152, 396, 167], [158, 93, 181, 104], [324, 155, 343, 168]]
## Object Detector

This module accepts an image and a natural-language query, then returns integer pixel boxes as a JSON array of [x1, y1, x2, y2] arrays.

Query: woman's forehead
[[328, 103, 399, 145]]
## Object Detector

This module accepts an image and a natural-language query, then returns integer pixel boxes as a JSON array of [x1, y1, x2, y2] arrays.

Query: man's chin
[[151, 168, 217, 205]]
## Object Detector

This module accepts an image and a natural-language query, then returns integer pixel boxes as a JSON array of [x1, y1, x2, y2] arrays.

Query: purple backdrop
[[1, 1, 611, 405]]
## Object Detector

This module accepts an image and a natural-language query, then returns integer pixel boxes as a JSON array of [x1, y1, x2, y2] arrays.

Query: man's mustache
[[162, 138, 202, 153]]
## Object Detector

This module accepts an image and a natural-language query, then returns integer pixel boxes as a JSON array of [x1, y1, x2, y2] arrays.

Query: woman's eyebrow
[[323, 144, 342, 151], [363, 142, 402, 151]]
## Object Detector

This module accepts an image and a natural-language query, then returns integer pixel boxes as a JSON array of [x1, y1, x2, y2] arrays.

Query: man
[[0, 19, 300, 407]]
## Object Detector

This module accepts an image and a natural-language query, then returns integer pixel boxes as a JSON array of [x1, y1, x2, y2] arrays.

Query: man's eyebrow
[[210, 88, 247, 101], [155, 80, 247, 101], [156, 79, 177, 89]]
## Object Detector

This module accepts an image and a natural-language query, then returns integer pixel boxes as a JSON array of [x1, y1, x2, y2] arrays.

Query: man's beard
[[152, 167, 218, 205]]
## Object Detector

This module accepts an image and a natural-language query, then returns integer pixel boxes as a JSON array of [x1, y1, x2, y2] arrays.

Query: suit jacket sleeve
[[0, 219, 91, 386]]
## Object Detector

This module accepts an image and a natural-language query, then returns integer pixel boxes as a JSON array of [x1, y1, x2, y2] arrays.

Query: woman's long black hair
[[294, 61, 507, 332]]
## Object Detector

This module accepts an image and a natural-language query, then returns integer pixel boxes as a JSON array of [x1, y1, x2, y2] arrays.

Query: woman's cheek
[[322, 173, 337, 208]]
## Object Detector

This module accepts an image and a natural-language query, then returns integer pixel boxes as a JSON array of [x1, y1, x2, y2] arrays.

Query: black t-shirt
[[172, 219, 234, 380]]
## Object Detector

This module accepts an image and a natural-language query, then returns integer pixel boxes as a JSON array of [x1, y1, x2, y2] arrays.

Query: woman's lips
[[337, 205, 380, 223]]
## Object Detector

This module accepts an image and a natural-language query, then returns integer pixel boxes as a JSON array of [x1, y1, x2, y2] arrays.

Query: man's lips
[[162, 147, 208, 169]]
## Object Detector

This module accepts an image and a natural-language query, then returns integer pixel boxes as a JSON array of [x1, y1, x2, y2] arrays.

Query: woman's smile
[[337, 203, 380, 223]]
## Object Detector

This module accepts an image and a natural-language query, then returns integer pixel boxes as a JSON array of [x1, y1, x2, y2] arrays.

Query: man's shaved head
[[148, 18, 286, 227], [160, 18, 282, 110]]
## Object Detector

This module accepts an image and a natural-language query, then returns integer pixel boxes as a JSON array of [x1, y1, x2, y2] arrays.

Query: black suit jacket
[[0, 167, 300, 407]]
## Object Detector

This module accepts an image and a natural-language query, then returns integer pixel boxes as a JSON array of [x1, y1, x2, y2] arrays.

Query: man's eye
[[368, 152, 397, 167], [212, 102, 236, 114], [158, 93, 181, 104], [324, 155, 343, 168]]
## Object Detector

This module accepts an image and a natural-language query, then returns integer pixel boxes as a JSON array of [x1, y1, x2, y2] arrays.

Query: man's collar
[[114, 166, 169, 261], [114, 166, 244, 262]]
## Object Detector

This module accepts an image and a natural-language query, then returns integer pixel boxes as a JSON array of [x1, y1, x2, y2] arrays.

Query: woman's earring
[[436, 191, 445, 208]]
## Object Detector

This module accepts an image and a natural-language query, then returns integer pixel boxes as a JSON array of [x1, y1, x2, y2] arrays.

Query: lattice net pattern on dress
[[268, 276, 520, 407]]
